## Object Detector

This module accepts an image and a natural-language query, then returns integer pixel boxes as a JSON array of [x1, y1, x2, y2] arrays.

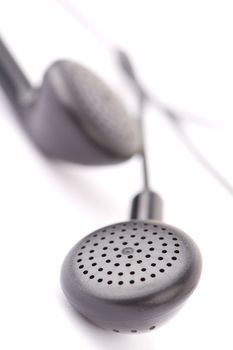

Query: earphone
[[0, 36, 202, 333]]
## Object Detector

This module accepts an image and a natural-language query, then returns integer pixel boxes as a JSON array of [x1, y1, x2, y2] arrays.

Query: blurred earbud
[[27, 61, 142, 165], [0, 39, 142, 165]]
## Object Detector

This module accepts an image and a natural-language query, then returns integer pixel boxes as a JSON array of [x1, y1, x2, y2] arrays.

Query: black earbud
[[61, 191, 202, 333], [0, 38, 141, 165]]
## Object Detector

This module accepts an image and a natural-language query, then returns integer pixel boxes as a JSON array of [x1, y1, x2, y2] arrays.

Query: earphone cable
[[115, 49, 150, 190], [116, 49, 233, 197], [138, 88, 149, 190]]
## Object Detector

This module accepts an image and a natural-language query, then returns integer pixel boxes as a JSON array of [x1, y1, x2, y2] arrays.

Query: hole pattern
[[112, 325, 156, 333], [75, 222, 183, 287]]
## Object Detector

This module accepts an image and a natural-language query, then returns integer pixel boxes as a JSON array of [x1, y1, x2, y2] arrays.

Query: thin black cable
[[138, 89, 149, 190], [116, 48, 233, 197], [115, 49, 150, 190], [171, 121, 233, 196]]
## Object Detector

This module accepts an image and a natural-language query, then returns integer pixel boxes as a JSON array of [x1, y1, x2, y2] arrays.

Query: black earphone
[[0, 36, 202, 333]]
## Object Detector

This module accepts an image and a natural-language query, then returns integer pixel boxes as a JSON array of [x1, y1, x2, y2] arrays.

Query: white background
[[0, 0, 233, 349]]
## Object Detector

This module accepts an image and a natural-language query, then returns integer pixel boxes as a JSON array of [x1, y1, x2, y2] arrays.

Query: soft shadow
[[50, 162, 120, 216]]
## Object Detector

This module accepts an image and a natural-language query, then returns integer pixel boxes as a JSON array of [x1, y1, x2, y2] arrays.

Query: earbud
[[0, 38, 141, 165], [61, 191, 202, 333]]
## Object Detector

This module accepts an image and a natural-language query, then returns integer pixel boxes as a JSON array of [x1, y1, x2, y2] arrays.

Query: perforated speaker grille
[[75, 221, 184, 296]]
